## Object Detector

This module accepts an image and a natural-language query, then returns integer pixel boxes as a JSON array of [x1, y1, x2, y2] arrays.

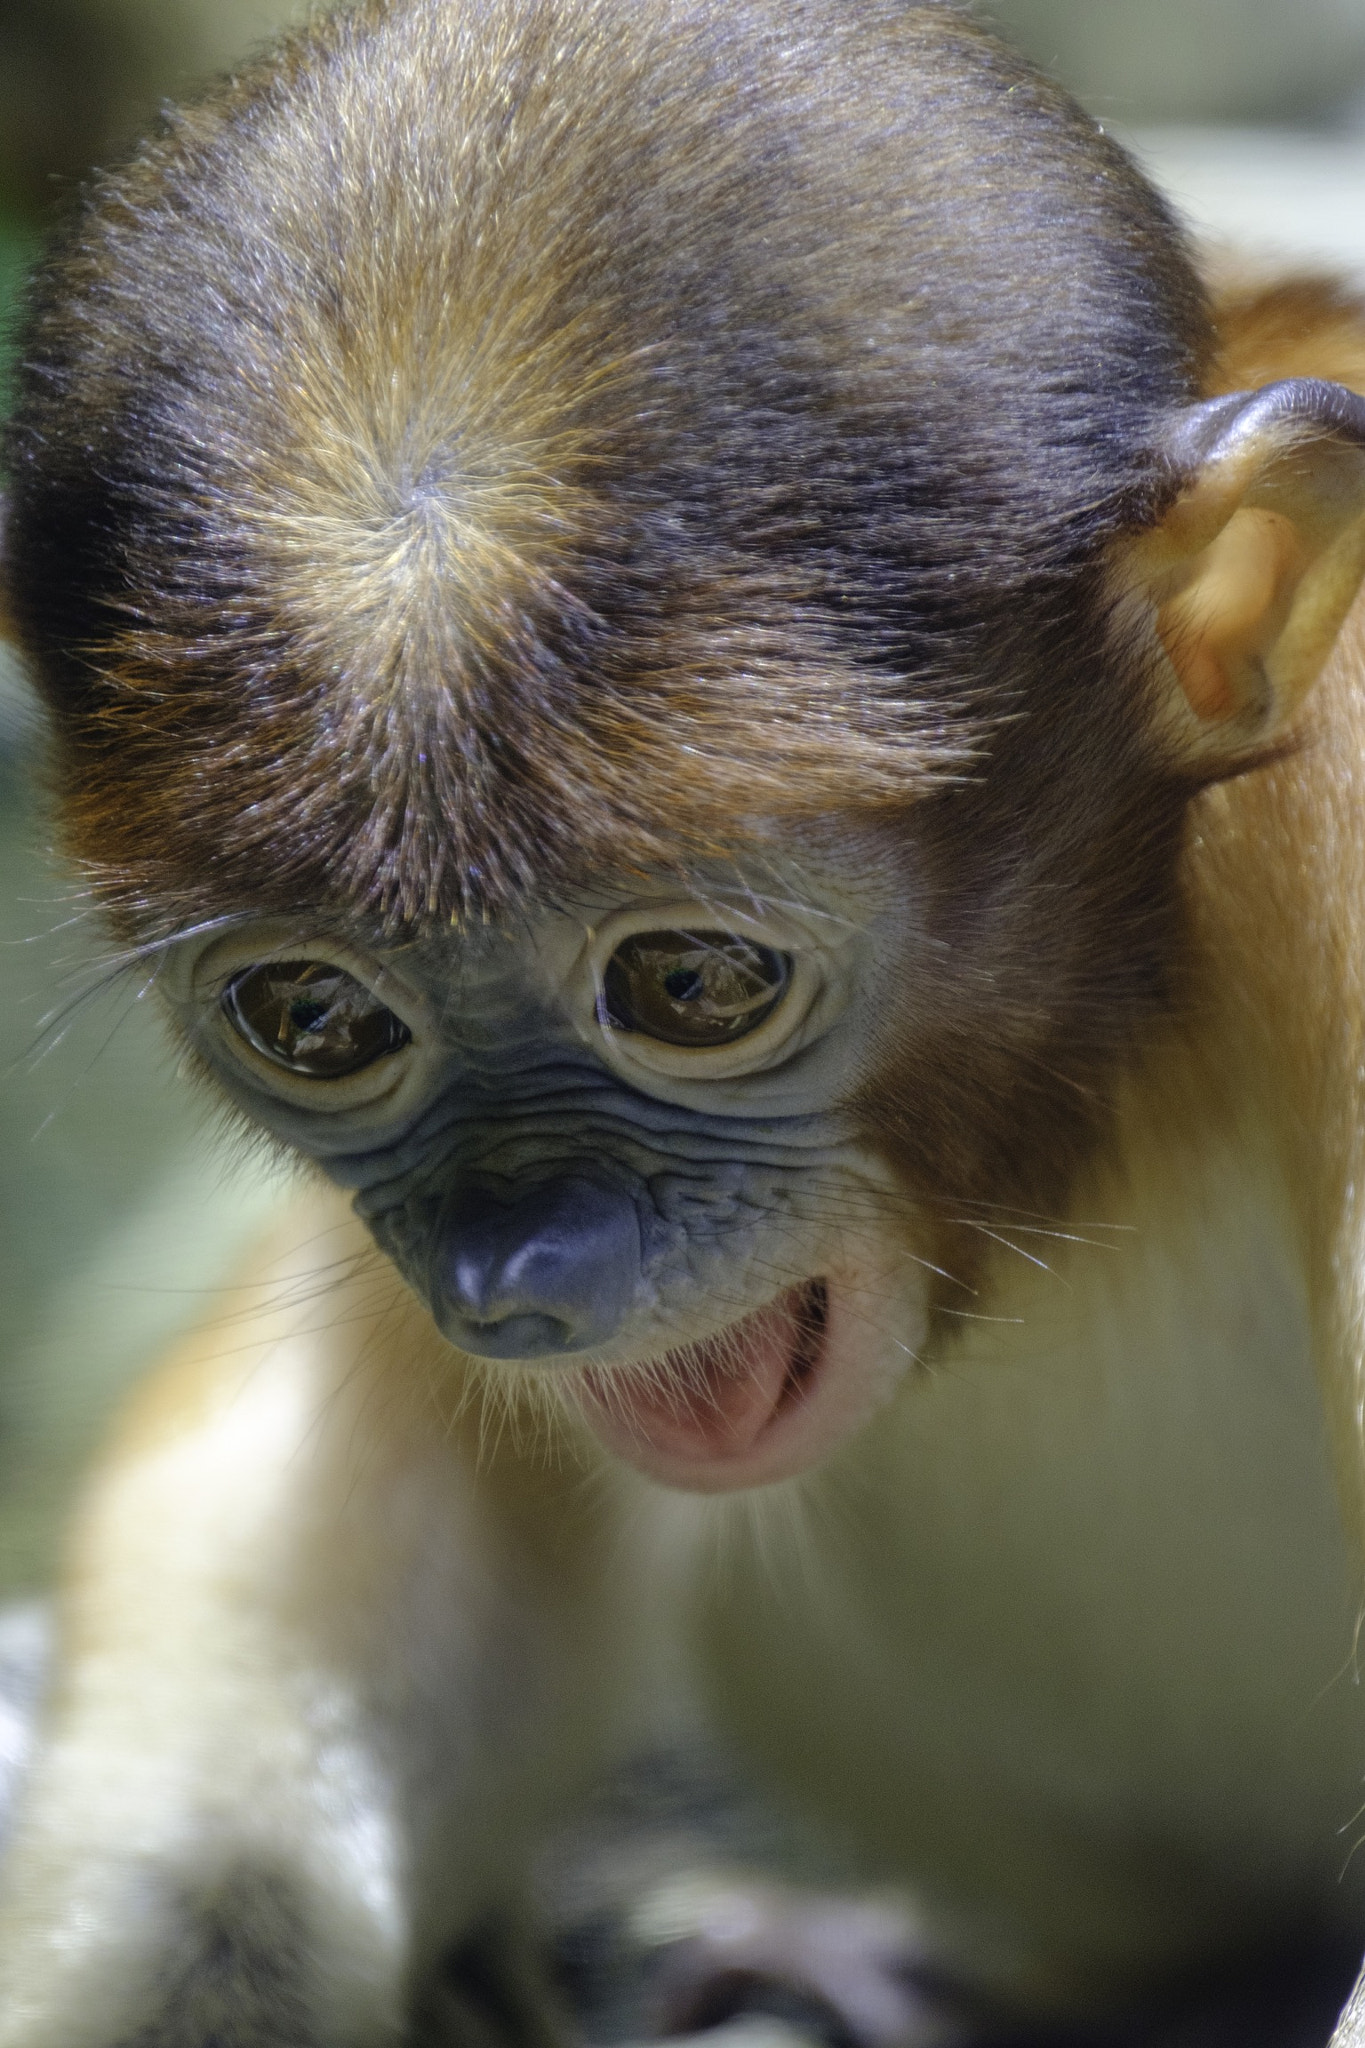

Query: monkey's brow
[[114, 910, 398, 969], [590, 874, 868, 933], [113, 914, 259, 966], [691, 885, 865, 933]]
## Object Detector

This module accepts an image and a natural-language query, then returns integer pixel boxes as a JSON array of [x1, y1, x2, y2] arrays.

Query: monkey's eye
[[599, 931, 792, 1048], [221, 961, 411, 1079]]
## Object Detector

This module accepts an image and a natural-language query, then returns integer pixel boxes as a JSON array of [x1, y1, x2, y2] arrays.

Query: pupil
[[663, 967, 704, 1002], [289, 999, 328, 1032]]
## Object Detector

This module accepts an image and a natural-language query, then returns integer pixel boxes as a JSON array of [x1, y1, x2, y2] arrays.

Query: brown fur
[[8, 0, 1205, 947], [3, 0, 1222, 1273]]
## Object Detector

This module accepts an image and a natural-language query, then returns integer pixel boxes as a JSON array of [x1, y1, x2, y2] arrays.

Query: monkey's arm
[[0, 1190, 632, 2048]]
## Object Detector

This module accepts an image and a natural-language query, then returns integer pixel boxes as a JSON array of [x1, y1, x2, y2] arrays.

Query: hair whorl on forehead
[[4, 0, 1210, 932]]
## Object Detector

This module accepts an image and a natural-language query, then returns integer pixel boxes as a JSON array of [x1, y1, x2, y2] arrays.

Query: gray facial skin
[[155, 867, 904, 1375]]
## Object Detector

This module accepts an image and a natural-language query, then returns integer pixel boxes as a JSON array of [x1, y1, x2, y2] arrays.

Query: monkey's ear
[[1129, 380, 1365, 763]]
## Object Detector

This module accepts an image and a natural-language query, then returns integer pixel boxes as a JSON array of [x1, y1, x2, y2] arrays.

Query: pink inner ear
[[1155, 508, 1304, 725], [1157, 612, 1237, 722]]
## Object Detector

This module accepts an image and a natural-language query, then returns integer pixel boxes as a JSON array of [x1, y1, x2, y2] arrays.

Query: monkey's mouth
[[576, 1279, 838, 1490]]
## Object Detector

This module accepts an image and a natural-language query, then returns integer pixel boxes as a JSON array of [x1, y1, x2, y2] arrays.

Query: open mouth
[[576, 1278, 832, 1489]]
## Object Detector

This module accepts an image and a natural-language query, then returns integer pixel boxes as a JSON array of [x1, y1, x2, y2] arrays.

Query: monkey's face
[[2, 0, 1220, 1488], [160, 858, 926, 1490]]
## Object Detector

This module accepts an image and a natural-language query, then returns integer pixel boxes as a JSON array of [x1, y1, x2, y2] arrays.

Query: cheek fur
[[847, 740, 1189, 1272]]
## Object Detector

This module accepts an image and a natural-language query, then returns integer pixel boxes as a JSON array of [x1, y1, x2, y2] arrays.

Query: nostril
[[452, 1311, 577, 1359], [432, 1177, 642, 1359]]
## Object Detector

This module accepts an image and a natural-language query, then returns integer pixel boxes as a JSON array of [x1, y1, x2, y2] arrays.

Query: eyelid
[[184, 928, 406, 1001], [580, 902, 825, 1082], [167, 929, 437, 1118]]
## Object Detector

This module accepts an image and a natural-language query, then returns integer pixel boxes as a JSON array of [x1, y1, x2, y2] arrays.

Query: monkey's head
[[8, 0, 1365, 1489]]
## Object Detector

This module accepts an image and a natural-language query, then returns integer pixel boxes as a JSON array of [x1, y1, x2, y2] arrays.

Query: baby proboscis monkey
[[6, 0, 1365, 2042]]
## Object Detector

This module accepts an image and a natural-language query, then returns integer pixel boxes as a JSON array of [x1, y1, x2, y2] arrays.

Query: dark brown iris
[[222, 960, 411, 1079], [600, 931, 791, 1048]]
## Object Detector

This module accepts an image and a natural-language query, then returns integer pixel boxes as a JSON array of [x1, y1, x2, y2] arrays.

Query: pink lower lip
[[576, 1279, 829, 1481]]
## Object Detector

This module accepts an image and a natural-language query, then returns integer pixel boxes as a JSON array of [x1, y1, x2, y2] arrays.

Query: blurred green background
[[2, 0, 1365, 1596]]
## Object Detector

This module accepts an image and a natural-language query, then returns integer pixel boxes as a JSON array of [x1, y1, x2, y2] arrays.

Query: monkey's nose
[[432, 1178, 642, 1358]]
